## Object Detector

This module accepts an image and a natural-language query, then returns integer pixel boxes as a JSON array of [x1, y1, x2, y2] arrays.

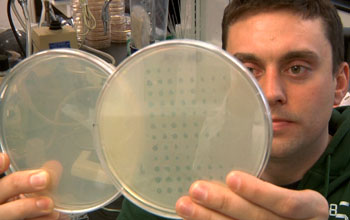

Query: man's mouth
[[271, 117, 294, 132]]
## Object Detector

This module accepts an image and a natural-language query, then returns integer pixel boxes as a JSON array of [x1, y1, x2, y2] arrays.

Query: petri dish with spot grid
[[0, 49, 121, 214], [95, 40, 273, 218]]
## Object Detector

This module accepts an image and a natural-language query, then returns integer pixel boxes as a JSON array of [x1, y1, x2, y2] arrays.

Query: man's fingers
[[0, 169, 50, 203], [29, 211, 61, 220], [0, 153, 10, 174], [0, 153, 60, 219], [177, 180, 282, 220], [176, 196, 235, 220], [226, 171, 329, 219], [41, 160, 63, 190], [0, 196, 55, 220], [176, 172, 328, 220]]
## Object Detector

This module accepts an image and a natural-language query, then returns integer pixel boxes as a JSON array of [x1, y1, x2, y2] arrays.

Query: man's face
[[226, 11, 341, 162]]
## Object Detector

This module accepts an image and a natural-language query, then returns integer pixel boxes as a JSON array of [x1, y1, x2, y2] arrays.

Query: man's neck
[[260, 158, 311, 186], [261, 135, 332, 186]]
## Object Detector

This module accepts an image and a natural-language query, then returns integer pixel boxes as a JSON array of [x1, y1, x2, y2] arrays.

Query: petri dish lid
[[0, 49, 121, 213], [95, 39, 272, 218]]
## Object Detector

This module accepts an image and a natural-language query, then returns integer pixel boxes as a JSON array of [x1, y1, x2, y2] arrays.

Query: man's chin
[[269, 139, 301, 160]]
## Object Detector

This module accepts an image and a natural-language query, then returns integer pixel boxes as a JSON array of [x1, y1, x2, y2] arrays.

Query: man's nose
[[258, 68, 287, 106]]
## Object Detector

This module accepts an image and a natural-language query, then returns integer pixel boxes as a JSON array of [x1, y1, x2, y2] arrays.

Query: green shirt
[[117, 106, 350, 220]]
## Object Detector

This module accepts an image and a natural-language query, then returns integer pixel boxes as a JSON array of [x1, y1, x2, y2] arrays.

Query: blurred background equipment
[[72, 0, 112, 49], [32, 19, 78, 52], [110, 0, 129, 43], [0, 29, 25, 68], [1, 0, 350, 58]]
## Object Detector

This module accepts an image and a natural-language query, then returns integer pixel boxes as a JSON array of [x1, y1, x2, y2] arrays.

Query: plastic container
[[0, 49, 121, 214], [129, 0, 169, 49], [94, 40, 272, 218]]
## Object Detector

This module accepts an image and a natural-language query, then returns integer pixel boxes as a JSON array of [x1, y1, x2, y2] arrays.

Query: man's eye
[[242, 63, 262, 77], [246, 66, 263, 78], [247, 67, 255, 73], [289, 65, 308, 75]]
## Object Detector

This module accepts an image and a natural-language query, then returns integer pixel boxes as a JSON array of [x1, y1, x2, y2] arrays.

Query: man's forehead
[[226, 10, 331, 65], [227, 10, 327, 46], [230, 8, 324, 32]]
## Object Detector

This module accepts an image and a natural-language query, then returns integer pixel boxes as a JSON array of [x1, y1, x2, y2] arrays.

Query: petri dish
[[95, 39, 272, 218], [0, 49, 121, 214]]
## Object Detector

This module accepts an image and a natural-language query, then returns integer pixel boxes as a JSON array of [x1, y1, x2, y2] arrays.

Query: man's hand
[[176, 171, 329, 220], [0, 152, 61, 220]]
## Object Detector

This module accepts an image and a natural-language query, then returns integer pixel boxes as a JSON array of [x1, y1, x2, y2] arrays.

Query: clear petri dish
[[0, 49, 121, 214], [95, 40, 272, 218]]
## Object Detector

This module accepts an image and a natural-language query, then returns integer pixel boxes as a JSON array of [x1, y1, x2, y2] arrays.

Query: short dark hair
[[222, 0, 344, 74]]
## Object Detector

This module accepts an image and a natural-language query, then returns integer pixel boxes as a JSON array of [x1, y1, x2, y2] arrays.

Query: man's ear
[[334, 62, 350, 107]]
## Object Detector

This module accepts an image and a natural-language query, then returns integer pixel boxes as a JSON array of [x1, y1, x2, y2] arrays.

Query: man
[[118, 0, 350, 219], [0, 0, 349, 220]]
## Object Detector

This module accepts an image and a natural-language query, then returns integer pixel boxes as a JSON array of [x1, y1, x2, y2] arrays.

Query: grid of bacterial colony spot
[[142, 62, 230, 198]]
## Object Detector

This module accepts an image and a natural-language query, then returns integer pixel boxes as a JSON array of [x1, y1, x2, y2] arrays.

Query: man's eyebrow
[[233, 50, 320, 64], [233, 53, 259, 61], [233, 53, 264, 67], [280, 50, 320, 63]]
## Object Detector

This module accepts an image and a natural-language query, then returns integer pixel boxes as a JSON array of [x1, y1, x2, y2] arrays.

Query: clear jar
[[71, 0, 86, 44]]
